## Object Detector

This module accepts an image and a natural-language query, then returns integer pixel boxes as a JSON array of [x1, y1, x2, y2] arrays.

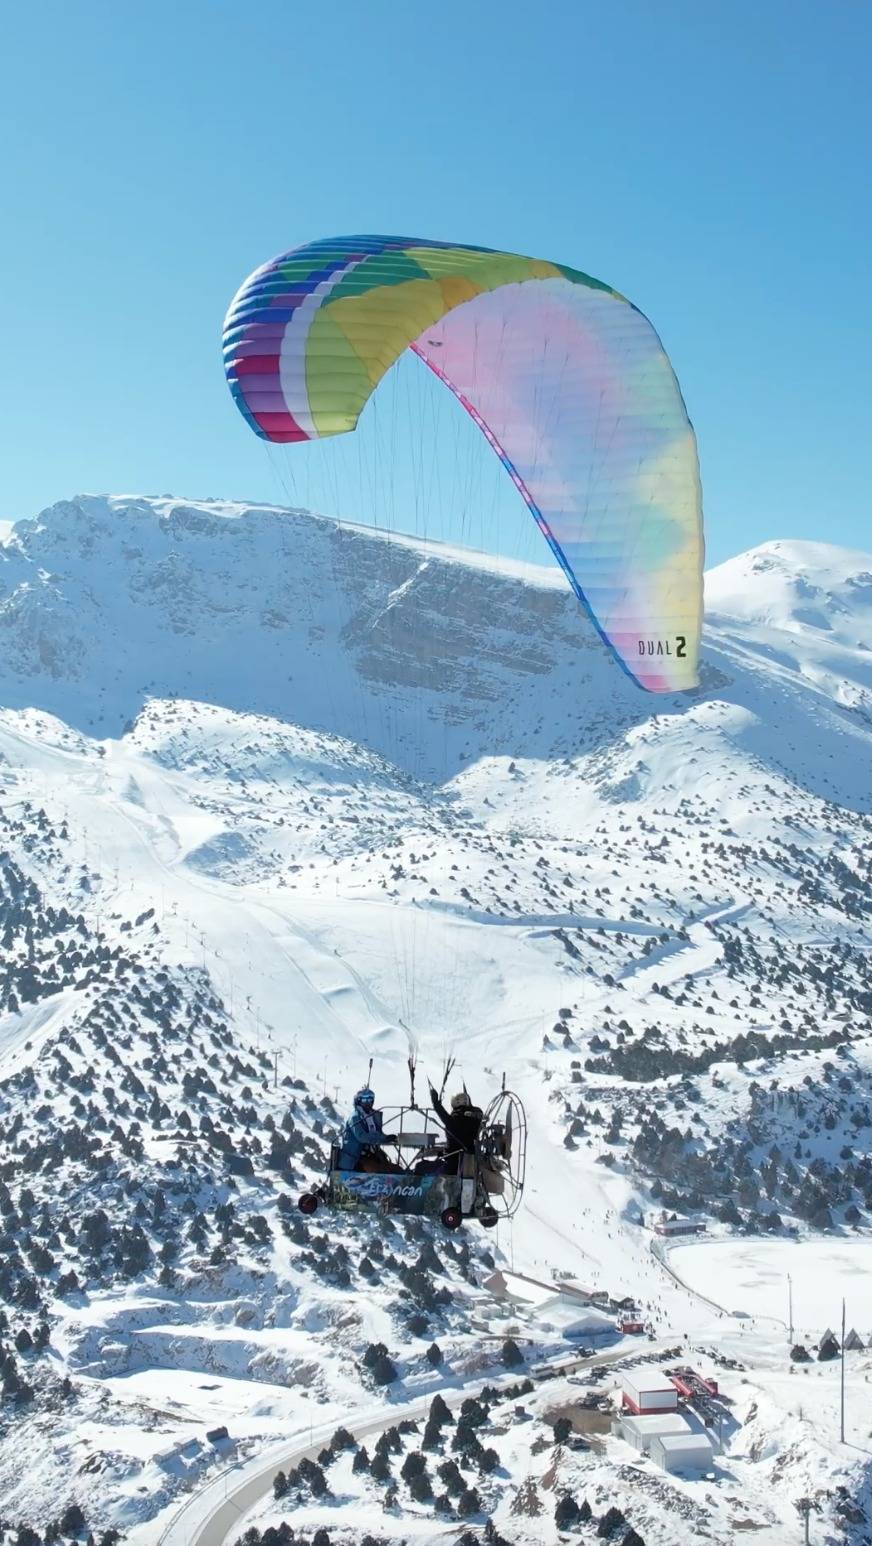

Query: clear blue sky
[[2, 0, 868, 566]]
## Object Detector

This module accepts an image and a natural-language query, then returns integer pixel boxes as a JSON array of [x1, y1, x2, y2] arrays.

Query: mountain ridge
[[1, 495, 870, 799]]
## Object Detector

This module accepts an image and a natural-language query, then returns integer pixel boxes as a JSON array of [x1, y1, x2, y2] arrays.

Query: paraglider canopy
[[223, 234, 704, 691]]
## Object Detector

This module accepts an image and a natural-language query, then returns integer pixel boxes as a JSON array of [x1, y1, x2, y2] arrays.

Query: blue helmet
[[354, 1087, 375, 1110]]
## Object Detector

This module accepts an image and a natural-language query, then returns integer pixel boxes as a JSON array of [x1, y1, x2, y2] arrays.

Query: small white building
[[652, 1214, 706, 1238], [618, 1412, 692, 1456], [552, 1276, 606, 1304], [622, 1365, 679, 1414], [650, 1431, 714, 1474], [534, 1295, 614, 1339]]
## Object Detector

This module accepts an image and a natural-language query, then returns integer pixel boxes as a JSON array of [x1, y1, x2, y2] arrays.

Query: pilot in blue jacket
[[338, 1087, 385, 1170]]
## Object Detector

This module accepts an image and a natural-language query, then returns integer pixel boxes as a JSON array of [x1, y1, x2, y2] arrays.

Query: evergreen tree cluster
[[0, 1503, 119, 1546]]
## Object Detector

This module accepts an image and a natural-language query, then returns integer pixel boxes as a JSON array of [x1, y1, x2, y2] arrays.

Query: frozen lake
[[669, 1236, 872, 1335]]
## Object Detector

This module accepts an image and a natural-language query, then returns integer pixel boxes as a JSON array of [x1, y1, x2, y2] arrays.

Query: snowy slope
[[0, 495, 869, 1546]]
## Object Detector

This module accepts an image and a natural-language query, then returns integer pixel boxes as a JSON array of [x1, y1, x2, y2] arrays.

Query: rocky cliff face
[[0, 496, 611, 773], [3, 497, 872, 806]]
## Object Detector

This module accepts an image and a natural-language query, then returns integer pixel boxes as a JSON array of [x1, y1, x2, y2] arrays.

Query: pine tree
[[370, 1449, 392, 1483], [438, 1457, 465, 1495], [459, 1396, 488, 1427], [362, 1342, 399, 1385], [501, 1336, 524, 1367], [409, 1470, 433, 1502], [457, 1486, 481, 1518], [60, 1501, 87, 1536], [555, 1493, 580, 1528], [429, 1391, 453, 1425], [452, 1420, 481, 1457], [597, 1505, 626, 1537]]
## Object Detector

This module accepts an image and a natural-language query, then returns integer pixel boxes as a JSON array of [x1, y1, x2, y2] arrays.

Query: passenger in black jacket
[[429, 1085, 483, 1155]]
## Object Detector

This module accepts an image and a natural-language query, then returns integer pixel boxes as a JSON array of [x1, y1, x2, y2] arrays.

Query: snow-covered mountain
[[0, 495, 869, 1546], [706, 538, 872, 648]]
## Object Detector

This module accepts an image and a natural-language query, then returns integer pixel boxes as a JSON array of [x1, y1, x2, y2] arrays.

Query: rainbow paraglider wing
[[223, 235, 703, 691]]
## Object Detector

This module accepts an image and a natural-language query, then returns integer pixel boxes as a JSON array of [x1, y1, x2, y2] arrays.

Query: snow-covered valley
[[0, 496, 869, 1546]]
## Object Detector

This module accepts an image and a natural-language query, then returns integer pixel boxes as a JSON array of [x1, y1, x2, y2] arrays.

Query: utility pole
[[797, 1497, 811, 1544], [840, 1297, 846, 1444]]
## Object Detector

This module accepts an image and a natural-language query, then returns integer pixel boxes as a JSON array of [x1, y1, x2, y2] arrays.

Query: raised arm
[[430, 1084, 450, 1130]]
